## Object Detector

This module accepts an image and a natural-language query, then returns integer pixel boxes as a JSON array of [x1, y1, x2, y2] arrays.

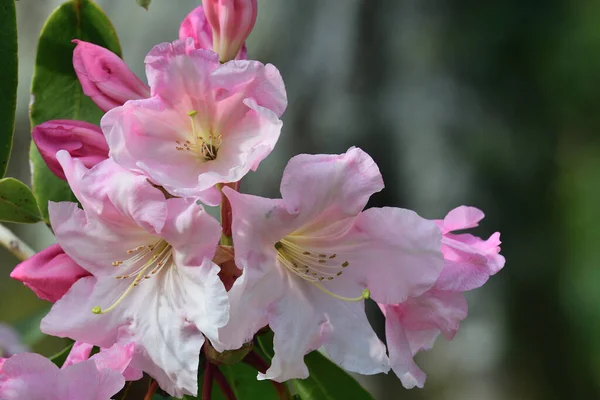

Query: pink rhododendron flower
[[380, 206, 504, 388], [32, 120, 109, 180], [0, 349, 127, 400], [102, 39, 286, 203], [216, 147, 444, 381], [11, 244, 90, 302], [40, 151, 229, 397], [63, 341, 143, 381], [202, 0, 257, 62], [0, 324, 28, 358], [179, 5, 248, 59], [73, 40, 150, 112]]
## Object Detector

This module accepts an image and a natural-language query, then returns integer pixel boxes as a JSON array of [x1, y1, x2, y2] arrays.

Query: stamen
[[92, 239, 173, 315], [274, 239, 367, 303], [175, 110, 222, 161]]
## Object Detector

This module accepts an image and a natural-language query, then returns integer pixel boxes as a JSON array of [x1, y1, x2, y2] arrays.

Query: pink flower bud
[[203, 0, 257, 62], [72, 40, 150, 112], [10, 244, 90, 303], [32, 120, 109, 180], [179, 5, 249, 59]]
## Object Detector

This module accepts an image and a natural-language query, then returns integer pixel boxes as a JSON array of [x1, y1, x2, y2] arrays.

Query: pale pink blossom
[[73, 40, 150, 112], [32, 120, 109, 180], [202, 0, 257, 62], [40, 151, 229, 397], [0, 347, 128, 400], [179, 5, 248, 59], [0, 324, 28, 358], [11, 244, 90, 302], [63, 341, 143, 381], [380, 206, 504, 388], [217, 147, 444, 381], [101, 39, 286, 203]]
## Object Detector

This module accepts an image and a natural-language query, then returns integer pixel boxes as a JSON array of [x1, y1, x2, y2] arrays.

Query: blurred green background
[[2, 1, 600, 399]]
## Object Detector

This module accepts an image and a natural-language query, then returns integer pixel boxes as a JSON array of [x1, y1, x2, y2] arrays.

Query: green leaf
[[0, 178, 42, 223], [219, 363, 280, 400], [29, 0, 122, 222], [0, 0, 18, 177], [293, 351, 374, 400], [49, 342, 74, 367], [136, 0, 151, 10]]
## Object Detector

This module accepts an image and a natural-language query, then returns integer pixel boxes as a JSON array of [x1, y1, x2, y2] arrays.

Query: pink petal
[[0, 353, 61, 399], [179, 5, 214, 51], [315, 207, 444, 305], [61, 357, 125, 399], [280, 147, 384, 231], [32, 120, 108, 180], [440, 206, 485, 233], [73, 40, 149, 112], [56, 152, 168, 234], [62, 341, 93, 368], [10, 244, 90, 303], [160, 198, 222, 271], [381, 290, 468, 388]]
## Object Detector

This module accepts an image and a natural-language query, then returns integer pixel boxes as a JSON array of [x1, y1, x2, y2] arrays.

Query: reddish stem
[[143, 380, 158, 400], [244, 351, 292, 400], [203, 362, 216, 400], [213, 366, 237, 400]]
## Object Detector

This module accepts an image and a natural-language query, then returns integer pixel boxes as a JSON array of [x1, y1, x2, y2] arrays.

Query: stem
[[143, 380, 158, 400], [120, 382, 133, 400], [0, 224, 35, 261], [244, 351, 292, 400], [213, 366, 237, 400], [202, 362, 216, 400]]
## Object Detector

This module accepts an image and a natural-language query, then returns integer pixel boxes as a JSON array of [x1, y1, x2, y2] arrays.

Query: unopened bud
[[203, 0, 257, 62], [72, 40, 150, 112], [32, 120, 108, 180]]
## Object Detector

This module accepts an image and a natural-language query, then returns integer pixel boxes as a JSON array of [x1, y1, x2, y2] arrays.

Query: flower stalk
[[0, 224, 35, 261]]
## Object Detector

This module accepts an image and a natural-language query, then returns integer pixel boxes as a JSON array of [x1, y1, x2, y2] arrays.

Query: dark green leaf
[[49, 342, 74, 367], [136, 0, 151, 10], [0, 178, 42, 223], [0, 0, 18, 177], [293, 351, 374, 400], [29, 0, 122, 222], [219, 363, 279, 400]]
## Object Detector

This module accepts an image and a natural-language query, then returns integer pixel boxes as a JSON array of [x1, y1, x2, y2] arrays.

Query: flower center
[[91, 239, 173, 315], [274, 239, 369, 302], [175, 110, 222, 161]]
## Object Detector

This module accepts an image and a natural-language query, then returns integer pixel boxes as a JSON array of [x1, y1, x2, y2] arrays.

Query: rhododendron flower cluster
[[2, 2, 504, 399]]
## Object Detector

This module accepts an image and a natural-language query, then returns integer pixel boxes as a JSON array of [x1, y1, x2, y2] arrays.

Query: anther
[[342, 261, 349, 268], [188, 110, 198, 117]]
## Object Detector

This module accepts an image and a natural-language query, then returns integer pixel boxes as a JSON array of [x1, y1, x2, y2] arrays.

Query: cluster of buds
[[1, 2, 504, 399]]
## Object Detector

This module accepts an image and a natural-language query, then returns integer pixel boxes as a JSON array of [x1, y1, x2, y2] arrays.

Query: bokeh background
[[2, 1, 599, 399]]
